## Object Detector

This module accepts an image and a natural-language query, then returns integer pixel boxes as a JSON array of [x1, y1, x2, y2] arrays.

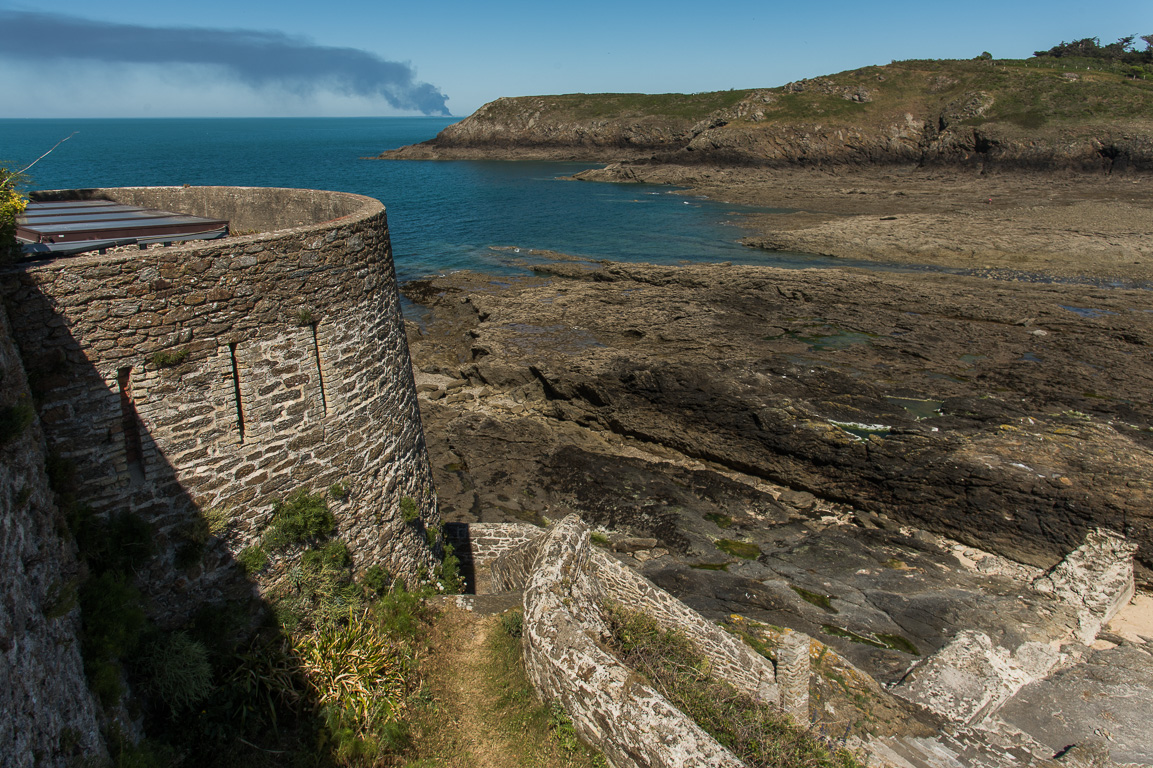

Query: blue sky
[[0, 0, 1149, 117]]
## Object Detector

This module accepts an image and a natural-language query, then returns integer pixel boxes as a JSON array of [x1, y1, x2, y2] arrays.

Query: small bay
[[1, 116, 845, 281]]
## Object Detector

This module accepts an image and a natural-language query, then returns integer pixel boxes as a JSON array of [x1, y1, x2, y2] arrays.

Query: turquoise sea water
[[1, 116, 847, 281]]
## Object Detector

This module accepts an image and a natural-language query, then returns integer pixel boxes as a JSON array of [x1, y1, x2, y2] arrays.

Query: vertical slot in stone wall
[[117, 366, 145, 481], [228, 342, 245, 444], [310, 322, 328, 417]]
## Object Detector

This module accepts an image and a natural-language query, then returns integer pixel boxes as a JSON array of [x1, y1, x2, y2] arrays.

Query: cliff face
[[381, 60, 1153, 171]]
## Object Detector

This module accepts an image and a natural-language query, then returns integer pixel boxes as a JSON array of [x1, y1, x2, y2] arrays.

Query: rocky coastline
[[401, 257, 1153, 762], [384, 66, 1153, 761]]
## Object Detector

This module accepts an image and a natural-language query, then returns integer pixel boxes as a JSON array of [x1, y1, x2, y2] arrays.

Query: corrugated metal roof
[[16, 200, 229, 257]]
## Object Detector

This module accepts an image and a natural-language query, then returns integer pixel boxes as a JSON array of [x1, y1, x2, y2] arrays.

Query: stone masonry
[[0, 308, 104, 768], [0, 187, 440, 621], [481, 515, 809, 768]]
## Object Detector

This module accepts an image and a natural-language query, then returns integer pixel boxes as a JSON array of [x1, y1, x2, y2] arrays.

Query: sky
[[0, 0, 1149, 118]]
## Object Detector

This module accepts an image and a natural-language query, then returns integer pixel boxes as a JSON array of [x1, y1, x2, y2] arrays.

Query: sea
[[0, 116, 858, 283]]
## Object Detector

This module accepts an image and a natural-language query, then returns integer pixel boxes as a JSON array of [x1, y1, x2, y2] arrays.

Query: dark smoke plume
[[0, 10, 450, 115]]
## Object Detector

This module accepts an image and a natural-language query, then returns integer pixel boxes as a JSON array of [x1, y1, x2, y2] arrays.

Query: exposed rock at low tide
[[405, 258, 1153, 761], [406, 261, 1153, 584]]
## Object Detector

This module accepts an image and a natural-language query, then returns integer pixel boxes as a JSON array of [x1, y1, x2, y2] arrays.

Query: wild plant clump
[[603, 603, 863, 768], [0, 166, 27, 258], [263, 489, 336, 550]]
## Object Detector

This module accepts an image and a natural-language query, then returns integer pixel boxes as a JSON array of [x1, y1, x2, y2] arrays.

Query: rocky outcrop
[[1030, 528, 1137, 644], [405, 262, 1153, 585]]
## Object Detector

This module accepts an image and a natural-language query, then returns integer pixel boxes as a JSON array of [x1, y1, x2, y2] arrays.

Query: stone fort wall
[[1, 186, 440, 619], [0, 308, 104, 768]]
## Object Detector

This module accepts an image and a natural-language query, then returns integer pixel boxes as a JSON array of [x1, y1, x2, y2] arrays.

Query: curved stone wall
[[1, 187, 439, 618], [519, 516, 746, 768], [489, 515, 790, 767]]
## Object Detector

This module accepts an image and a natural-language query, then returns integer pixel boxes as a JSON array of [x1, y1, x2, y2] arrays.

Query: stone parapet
[[520, 516, 745, 768]]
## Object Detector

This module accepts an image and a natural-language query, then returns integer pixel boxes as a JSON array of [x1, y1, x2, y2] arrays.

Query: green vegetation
[[589, 531, 610, 547], [1034, 34, 1153, 68], [135, 631, 214, 715], [403, 607, 606, 766], [791, 586, 839, 614], [49, 468, 472, 766], [295, 308, 318, 327], [0, 165, 27, 258], [0, 399, 35, 445], [485, 90, 754, 122], [605, 604, 862, 768], [716, 538, 761, 559], [149, 348, 189, 369], [705, 512, 734, 529], [328, 481, 350, 501], [400, 495, 420, 524], [499, 609, 524, 639], [237, 544, 268, 575], [263, 489, 336, 550]]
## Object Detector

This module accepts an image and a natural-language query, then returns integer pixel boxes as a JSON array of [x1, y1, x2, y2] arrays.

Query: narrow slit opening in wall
[[229, 343, 245, 443], [310, 323, 328, 416], [117, 366, 145, 482]]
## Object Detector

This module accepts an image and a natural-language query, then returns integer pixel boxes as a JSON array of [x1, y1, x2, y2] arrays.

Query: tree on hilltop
[[1033, 34, 1152, 64]]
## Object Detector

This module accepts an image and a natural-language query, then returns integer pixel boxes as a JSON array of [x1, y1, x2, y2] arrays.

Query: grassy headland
[[381, 55, 1153, 170]]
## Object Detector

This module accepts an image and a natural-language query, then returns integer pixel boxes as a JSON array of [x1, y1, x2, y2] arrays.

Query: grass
[[400, 496, 420, 524], [262, 489, 335, 550], [237, 544, 268, 575], [481, 90, 754, 122], [791, 586, 839, 614], [716, 538, 761, 559], [404, 607, 606, 767], [604, 604, 862, 768], [150, 348, 189, 369]]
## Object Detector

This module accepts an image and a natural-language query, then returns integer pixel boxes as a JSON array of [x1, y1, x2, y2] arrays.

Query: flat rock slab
[[997, 642, 1153, 764]]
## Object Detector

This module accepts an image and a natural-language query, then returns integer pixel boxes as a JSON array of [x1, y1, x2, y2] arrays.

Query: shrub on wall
[[0, 166, 27, 258]]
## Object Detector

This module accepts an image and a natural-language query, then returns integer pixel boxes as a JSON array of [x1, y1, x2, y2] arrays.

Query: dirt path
[[416, 608, 515, 768]]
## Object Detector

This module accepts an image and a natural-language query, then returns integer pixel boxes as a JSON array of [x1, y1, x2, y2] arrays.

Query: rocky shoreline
[[571, 164, 1153, 284], [402, 256, 1153, 762], [405, 260, 1152, 582]]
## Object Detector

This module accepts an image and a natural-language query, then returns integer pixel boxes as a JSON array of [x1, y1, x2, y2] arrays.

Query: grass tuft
[[604, 603, 863, 768]]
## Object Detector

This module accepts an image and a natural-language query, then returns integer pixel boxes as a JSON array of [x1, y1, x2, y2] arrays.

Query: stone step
[[433, 592, 523, 615]]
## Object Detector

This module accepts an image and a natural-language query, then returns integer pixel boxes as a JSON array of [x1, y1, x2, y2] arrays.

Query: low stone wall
[[1, 187, 439, 621], [449, 521, 542, 569], [0, 309, 104, 767], [483, 515, 798, 767], [893, 528, 1137, 727], [520, 516, 746, 768]]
